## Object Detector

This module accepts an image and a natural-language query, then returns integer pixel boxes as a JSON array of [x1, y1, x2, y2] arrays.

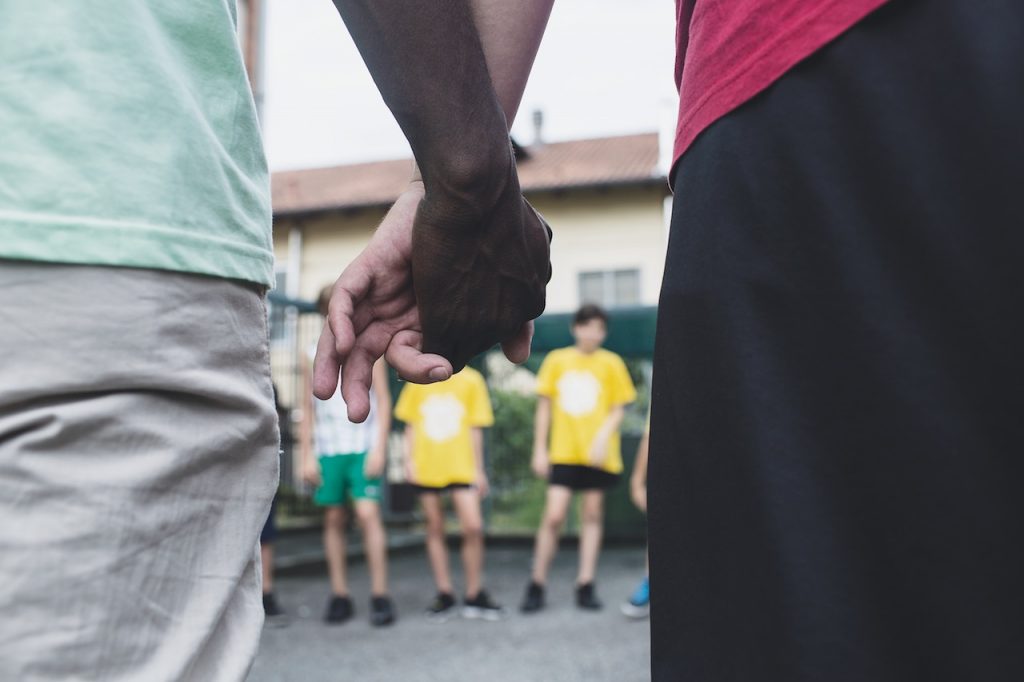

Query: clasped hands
[[313, 152, 550, 422]]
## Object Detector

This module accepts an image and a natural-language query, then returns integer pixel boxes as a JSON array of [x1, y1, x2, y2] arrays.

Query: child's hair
[[573, 303, 609, 327], [317, 285, 333, 317]]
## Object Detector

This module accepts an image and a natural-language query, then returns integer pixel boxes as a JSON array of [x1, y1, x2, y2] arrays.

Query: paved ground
[[250, 543, 651, 682]]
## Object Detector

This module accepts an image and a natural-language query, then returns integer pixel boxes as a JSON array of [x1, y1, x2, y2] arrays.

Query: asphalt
[[249, 542, 651, 682]]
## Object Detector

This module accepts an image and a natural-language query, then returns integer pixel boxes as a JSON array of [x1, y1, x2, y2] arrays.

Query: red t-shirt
[[673, 0, 889, 169]]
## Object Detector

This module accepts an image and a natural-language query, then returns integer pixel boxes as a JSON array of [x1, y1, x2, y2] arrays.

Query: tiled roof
[[272, 132, 662, 216]]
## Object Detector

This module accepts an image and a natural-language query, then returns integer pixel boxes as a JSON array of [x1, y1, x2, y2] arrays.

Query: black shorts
[[549, 464, 619, 491], [413, 482, 473, 495], [650, 1, 1024, 679]]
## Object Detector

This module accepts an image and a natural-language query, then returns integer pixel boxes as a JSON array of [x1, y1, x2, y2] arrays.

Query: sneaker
[[425, 592, 457, 622], [519, 581, 545, 614], [325, 595, 354, 624], [462, 590, 507, 621], [620, 577, 650, 619], [576, 582, 603, 611], [262, 592, 290, 628], [370, 595, 397, 627]]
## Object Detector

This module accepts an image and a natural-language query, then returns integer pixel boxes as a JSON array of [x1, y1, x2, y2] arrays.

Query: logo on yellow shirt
[[419, 394, 466, 442], [556, 370, 601, 416]]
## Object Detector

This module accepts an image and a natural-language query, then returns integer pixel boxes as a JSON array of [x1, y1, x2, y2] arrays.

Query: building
[[270, 132, 670, 313]]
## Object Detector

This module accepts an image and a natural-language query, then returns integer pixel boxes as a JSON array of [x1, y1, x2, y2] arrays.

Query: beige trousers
[[0, 261, 279, 681]]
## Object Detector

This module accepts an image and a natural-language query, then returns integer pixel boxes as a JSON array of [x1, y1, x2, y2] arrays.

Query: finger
[[340, 345, 375, 423], [386, 330, 453, 383], [312, 322, 342, 400], [500, 320, 534, 365], [340, 320, 400, 421], [328, 268, 372, 359]]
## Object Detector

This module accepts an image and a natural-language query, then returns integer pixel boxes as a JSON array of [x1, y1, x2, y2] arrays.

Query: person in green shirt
[[1, 1, 553, 679], [0, 4, 281, 679]]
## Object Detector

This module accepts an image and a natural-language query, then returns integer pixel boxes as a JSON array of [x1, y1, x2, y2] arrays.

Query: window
[[577, 268, 641, 308]]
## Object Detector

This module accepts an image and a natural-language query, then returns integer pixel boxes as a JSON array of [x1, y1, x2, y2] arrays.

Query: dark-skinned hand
[[413, 155, 551, 373]]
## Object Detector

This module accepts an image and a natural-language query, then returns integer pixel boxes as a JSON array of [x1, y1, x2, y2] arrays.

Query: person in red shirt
[[316, 1, 1024, 680], [650, 1, 1024, 680]]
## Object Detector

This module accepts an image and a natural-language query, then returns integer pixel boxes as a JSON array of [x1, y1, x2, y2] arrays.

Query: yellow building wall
[[273, 208, 385, 300], [272, 184, 668, 313], [531, 185, 668, 313]]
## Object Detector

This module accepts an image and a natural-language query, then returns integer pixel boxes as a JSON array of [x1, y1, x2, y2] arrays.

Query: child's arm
[[531, 396, 551, 478], [300, 356, 320, 486], [587, 404, 627, 468], [630, 427, 649, 513], [472, 426, 489, 497], [366, 359, 392, 478], [403, 423, 416, 483]]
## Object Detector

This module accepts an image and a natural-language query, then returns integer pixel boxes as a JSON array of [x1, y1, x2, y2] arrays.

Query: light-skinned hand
[[302, 458, 321, 488], [364, 447, 386, 479]]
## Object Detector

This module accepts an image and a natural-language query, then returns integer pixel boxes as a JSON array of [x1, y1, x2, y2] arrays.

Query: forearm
[[472, 428, 485, 473], [469, 0, 555, 126], [409, 0, 552, 185], [403, 425, 414, 464], [597, 405, 626, 442], [631, 433, 649, 486], [300, 367, 315, 462], [533, 398, 551, 454], [332, 0, 511, 192], [372, 364, 392, 451]]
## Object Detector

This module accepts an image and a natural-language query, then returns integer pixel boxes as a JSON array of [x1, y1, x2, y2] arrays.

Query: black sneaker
[[370, 595, 397, 627], [325, 595, 354, 624], [462, 590, 507, 621], [425, 592, 457, 622], [262, 592, 290, 628], [520, 581, 545, 614], [576, 582, 603, 611]]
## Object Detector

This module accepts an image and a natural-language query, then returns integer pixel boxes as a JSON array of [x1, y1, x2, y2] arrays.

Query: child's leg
[[421, 493, 453, 594], [530, 486, 574, 584], [577, 490, 605, 585], [354, 500, 389, 596], [451, 487, 485, 598], [323, 506, 349, 595], [260, 542, 274, 595]]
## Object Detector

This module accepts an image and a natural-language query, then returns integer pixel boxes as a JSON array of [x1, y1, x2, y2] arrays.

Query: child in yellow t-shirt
[[521, 304, 637, 614], [394, 367, 505, 621]]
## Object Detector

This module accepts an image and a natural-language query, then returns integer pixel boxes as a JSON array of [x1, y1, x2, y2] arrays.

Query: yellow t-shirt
[[394, 367, 494, 487], [536, 347, 637, 474]]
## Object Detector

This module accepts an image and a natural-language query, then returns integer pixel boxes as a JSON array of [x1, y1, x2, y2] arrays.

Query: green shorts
[[313, 452, 382, 506]]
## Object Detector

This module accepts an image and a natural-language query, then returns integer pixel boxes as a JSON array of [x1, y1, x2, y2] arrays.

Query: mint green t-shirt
[[0, 2, 273, 287]]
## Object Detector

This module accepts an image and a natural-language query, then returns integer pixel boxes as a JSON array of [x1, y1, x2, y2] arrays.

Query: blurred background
[[237, 2, 676, 679]]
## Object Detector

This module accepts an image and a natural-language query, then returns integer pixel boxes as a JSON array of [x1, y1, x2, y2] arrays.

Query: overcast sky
[[261, 0, 678, 171]]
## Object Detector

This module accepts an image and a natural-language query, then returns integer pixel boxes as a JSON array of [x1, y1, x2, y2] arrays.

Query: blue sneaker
[[621, 576, 650, 619]]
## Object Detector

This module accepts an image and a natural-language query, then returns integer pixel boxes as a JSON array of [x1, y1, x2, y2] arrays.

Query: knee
[[425, 516, 445, 539], [462, 521, 483, 543], [581, 507, 603, 526], [543, 510, 566, 532], [355, 504, 381, 529], [324, 508, 345, 531]]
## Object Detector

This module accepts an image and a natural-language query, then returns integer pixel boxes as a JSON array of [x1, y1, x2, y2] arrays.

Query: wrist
[[420, 139, 515, 212]]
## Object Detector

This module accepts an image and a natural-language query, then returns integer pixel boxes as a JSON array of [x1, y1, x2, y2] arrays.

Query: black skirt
[[650, 1, 1024, 680]]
